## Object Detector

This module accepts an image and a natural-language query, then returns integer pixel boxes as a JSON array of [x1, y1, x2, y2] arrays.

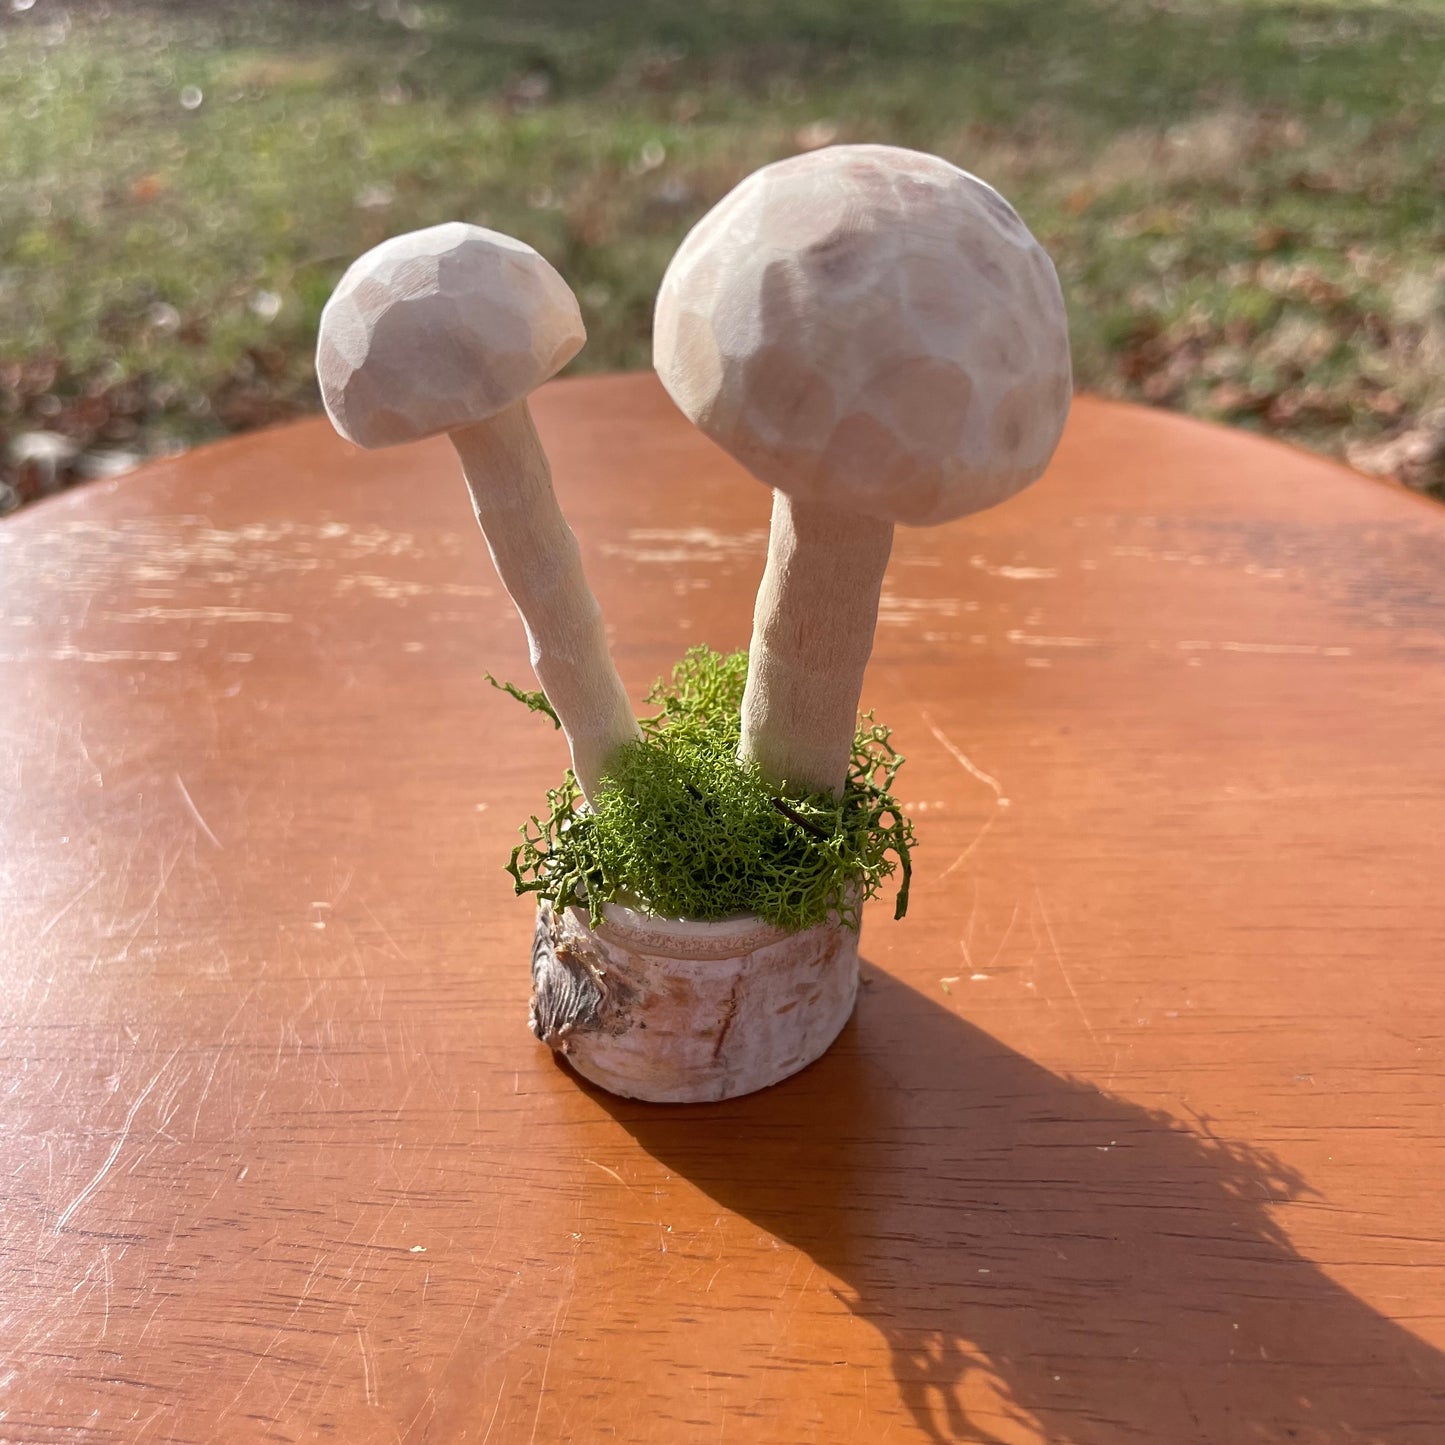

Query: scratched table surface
[[2, 373, 1443, 1444]]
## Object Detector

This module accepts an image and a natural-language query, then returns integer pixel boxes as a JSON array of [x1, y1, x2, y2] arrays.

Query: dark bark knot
[[529, 902, 633, 1051]]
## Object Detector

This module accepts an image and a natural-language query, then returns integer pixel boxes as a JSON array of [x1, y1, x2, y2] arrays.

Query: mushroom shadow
[[583, 964, 1445, 1443]]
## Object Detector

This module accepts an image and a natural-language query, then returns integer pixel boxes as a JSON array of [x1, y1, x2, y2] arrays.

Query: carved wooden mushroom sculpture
[[655, 145, 1073, 795], [316, 222, 639, 799]]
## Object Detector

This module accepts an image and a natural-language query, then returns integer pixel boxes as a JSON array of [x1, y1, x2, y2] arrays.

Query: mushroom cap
[[317, 222, 585, 449], [653, 145, 1072, 526]]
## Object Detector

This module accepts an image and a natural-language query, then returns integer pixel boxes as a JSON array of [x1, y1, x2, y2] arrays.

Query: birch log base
[[3, 375, 1444, 1444], [530, 900, 861, 1104]]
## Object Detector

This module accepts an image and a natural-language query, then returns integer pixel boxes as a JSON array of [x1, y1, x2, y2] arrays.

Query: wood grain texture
[[1, 374, 1442, 1444]]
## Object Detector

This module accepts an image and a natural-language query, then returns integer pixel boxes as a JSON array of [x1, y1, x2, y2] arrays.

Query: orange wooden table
[[2, 374, 1442, 1444]]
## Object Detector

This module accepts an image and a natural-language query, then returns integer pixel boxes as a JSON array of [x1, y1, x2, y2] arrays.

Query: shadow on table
[[585, 965, 1445, 1443]]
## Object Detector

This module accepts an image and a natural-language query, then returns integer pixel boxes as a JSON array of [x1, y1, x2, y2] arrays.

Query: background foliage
[[2, 0, 1443, 508]]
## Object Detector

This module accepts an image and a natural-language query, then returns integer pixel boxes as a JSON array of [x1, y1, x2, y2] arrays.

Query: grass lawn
[[2, 0, 1442, 507]]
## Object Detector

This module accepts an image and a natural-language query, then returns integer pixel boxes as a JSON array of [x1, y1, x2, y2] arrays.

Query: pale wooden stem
[[451, 402, 641, 800], [739, 491, 894, 796]]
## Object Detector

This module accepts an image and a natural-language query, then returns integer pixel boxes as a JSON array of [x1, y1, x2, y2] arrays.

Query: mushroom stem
[[739, 491, 893, 796], [450, 400, 641, 799]]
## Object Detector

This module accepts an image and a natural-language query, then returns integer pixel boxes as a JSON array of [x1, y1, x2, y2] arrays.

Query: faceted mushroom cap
[[653, 145, 1072, 527], [317, 222, 585, 449]]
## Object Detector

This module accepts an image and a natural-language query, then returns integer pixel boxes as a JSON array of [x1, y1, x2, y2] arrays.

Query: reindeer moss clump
[[501, 647, 914, 932]]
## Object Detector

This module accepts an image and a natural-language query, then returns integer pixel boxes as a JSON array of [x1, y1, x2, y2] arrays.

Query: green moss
[[484, 672, 561, 729], [503, 646, 914, 932]]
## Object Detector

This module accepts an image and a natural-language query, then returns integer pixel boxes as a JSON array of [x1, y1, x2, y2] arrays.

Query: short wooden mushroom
[[317, 222, 640, 799], [654, 145, 1072, 795]]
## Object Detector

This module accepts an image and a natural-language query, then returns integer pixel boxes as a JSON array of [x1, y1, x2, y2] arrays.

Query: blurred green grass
[[1, 0, 1442, 504]]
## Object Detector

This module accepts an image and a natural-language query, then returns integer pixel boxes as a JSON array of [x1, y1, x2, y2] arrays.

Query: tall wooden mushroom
[[317, 222, 640, 800], [654, 145, 1072, 795]]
